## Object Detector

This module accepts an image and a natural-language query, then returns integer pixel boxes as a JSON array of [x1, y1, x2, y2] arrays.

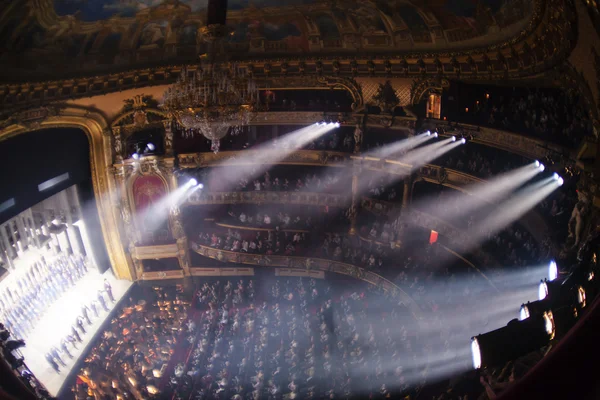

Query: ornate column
[[348, 162, 360, 235], [353, 124, 363, 154], [113, 165, 139, 279], [112, 126, 123, 163], [163, 120, 174, 157], [402, 175, 413, 209], [129, 243, 144, 278], [166, 167, 192, 276]]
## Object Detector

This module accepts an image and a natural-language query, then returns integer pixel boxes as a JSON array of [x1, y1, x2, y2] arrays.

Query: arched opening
[[0, 128, 110, 273]]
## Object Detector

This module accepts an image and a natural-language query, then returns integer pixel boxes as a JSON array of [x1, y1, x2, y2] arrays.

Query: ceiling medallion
[[162, 63, 258, 153]]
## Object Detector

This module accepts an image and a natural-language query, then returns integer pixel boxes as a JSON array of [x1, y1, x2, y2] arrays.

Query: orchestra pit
[[0, 0, 600, 399]]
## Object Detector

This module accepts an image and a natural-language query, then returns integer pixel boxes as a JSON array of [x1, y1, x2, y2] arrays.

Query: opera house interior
[[1, 0, 600, 399]]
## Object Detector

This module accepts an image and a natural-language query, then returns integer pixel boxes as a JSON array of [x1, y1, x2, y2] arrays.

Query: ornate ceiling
[[0, 0, 534, 79]]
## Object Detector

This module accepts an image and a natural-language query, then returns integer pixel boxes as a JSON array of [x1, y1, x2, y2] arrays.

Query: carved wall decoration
[[409, 77, 450, 105]]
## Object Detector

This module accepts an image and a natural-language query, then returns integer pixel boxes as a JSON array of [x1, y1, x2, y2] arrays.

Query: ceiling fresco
[[0, 0, 534, 80]]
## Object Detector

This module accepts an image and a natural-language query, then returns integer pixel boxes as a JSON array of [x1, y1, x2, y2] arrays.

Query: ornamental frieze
[[187, 191, 347, 207], [178, 150, 351, 168]]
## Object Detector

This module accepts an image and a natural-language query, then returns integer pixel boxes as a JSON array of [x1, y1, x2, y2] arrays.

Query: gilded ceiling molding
[[0, 0, 578, 115], [0, 105, 134, 281]]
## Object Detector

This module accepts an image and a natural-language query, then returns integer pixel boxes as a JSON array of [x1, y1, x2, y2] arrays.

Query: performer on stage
[[50, 346, 66, 367], [98, 291, 109, 312], [90, 300, 99, 318], [76, 316, 86, 335], [104, 279, 115, 303], [60, 338, 73, 359], [71, 326, 82, 343], [45, 353, 61, 374], [82, 305, 91, 325]]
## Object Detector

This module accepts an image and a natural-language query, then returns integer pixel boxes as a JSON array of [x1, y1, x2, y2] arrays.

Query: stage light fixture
[[198, 183, 204, 189], [549, 260, 558, 281], [132, 153, 140, 160], [577, 286, 586, 308], [461, 138, 467, 144], [539, 163, 545, 172], [334, 122, 340, 128], [539, 280, 548, 300], [189, 178, 198, 186], [557, 177, 564, 186], [471, 316, 553, 369], [451, 136, 456, 142], [535, 160, 540, 168], [433, 132, 438, 138], [519, 301, 578, 339], [147, 143, 156, 151], [426, 130, 431, 136]]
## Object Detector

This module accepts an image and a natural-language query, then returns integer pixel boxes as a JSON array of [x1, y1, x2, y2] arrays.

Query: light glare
[[519, 305, 530, 321], [548, 261, 558, 281], [538, 281, 548, 300], [189, 178, 198, 186], [471, 338, 482, 369]]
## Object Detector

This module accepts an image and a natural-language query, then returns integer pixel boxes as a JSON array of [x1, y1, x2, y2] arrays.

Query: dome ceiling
[[0, 0, 534, 79]]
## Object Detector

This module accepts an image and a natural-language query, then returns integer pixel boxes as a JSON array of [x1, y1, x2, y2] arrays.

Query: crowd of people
[[444, 86, 593, 148], [45, 279, 115, 375], [179, 126, 355, 154], [167, 278, 423, 400], [199, 167, 350, 195], [438, 143, 529, 179], [72, 285, 191, 399], [0, 253, 90, 340], [65, 278, 429, 400]]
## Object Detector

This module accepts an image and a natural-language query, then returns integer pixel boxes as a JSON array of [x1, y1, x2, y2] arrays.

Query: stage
[[19, 268, 132, 397]]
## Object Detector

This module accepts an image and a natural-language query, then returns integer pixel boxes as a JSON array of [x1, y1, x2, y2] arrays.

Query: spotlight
[[539, 163, 545, 172], [334, 122, 340, 128], [433, 132, 438, 138], [471, 316, 553, 369], [426, 130, 431, 136], [538, 276, 588, 310], [147, 143, 156, 151], [553, 172, 559, 180], [198, 183, 204, 189], [539, 280, 548, 300], [461, 138, 467, 144], [534, 160, 540, 168], [549, 260, 558, 281], [189, 178, 198, 186], [132, 153, 140, 160], [557, 177, 564, 186], [451, 136, 456, 142]]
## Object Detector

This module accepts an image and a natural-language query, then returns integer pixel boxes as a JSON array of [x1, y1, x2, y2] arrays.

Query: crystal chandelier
[[163, 64, 258, 153]]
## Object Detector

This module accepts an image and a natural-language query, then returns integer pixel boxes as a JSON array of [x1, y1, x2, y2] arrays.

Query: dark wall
[[0, 128, 110, 271]]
